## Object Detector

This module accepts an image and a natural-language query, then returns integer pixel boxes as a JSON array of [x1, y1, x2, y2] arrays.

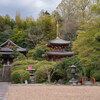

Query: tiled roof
[[0, 47, 13, 52], [0, 39, 27, 54], [45, 51, 74, 56], [49, 38, 71, 44]]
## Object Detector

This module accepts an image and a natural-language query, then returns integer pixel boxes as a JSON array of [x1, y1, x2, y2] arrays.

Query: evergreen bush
[[11, 70, 30, 83], [92, 70, 100, 81]]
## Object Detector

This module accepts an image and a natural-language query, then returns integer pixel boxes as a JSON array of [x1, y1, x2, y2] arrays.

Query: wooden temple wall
[[50, 58, 62, 62]]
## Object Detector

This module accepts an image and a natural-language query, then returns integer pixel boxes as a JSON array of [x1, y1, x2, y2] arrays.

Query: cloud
[[0, 0, 61, 19], [35, 0, 46, 8]]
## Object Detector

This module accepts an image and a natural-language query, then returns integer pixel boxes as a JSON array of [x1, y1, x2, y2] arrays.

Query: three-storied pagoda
[[44, 23, 74, 62]]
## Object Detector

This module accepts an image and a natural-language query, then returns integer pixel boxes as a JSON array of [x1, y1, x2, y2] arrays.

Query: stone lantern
[[69, 65, 78, 85], [26, 65, 35, 84]]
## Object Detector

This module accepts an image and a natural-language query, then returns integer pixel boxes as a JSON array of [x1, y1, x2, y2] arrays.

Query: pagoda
[[44, 23, 74, 62]]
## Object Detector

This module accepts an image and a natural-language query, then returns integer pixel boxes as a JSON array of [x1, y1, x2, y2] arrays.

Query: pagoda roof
[[49, 38, 71, 45], [45, 51, 74, 56], [0, 39, 27, 54]]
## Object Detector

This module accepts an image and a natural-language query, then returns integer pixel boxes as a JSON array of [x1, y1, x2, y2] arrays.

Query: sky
[[0, 0, 62, 20]]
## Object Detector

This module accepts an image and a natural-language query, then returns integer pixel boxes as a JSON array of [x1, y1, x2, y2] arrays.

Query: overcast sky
[[0, 0, 62, 20]]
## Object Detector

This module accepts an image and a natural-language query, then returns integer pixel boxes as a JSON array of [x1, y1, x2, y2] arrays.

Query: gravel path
[[0, 82, 9, 100], [7, 85, 100, 100]]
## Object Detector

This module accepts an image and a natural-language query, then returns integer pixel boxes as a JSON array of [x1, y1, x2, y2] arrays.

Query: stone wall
[[0, 65, 10, 82], [0, 68, 3, 81]]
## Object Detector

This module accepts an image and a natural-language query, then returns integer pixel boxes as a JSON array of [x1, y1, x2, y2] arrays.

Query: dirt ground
[[7, 85, 100, 100]]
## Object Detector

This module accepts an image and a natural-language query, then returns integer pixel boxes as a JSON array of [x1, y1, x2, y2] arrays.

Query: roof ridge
[[0, 39, 27, 51]]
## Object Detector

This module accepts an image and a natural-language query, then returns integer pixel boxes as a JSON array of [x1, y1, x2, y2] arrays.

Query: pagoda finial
[[56, 21, 60, 39]]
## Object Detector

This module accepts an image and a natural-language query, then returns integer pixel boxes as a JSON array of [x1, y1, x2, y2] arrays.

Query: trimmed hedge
[[11, 70, 30, 83], [11, 59, 38, 83], [11, 60, 55, 83], [11, 59, 38, 72]]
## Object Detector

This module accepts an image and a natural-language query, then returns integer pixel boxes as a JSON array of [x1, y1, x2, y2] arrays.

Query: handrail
[[80, 77, 96, 85]]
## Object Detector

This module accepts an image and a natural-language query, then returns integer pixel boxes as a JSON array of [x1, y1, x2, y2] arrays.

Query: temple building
[[0, 39, 27, 65], [44, 23, 74, 62]]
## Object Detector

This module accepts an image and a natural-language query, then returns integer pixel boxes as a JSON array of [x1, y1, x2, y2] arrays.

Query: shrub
[[11, 59, 37, 72], [34, 61, 55, 83], [27, 49, 35, 58], [9, 47, 26, 61], [11, 59, 38, 83], [11, 70, 30, 83], [17, 53, 26, 60], [82, 66, 94, 78], [92, 70, 100, 81], [11, 70, 20, 83], [55, 56, 82, 80], [35, 68, 47, 83], [33, 47, 44, 61], [0, 64, 3, 68]]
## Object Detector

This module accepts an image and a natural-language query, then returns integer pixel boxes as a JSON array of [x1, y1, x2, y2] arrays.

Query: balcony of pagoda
[[50, 46, 65, 52]]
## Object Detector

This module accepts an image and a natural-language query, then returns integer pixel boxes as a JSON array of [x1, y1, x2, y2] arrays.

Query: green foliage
[[33, 47, 44, 61], [95, 35, 100, 42], [35, 41, 50, 51], [11, 59, 37, 72], [37, 11, 56, 41], [10, 27, 24, 47], [15, 12, 22, 29], [0, 16, 5, 31], [0, 55, 3, 68], [0, 11, 56, 49], [11, 60, 55, 83], [11, 59, 37, 83], [42, 15, 56, 41], [9, 46, 26, 61], [82, 66, 94, 78], [34, 61, 55, 83], [11, 70, 20, 83], [92, 70, 100, 81], [72, 2, 100, 66], [27, 41, 50, 59], [35, 68, 47, 83], [55, 56, 82, 79], [27, 41, 50, 58], [91, 56, 100, 69], [24, 25, 43, 48], [11, 70, 30, 83], [0, 29, 13, 45], [17, 53, 26, 61], [0, 64, 3, 68], [27, 49, 35, 58]]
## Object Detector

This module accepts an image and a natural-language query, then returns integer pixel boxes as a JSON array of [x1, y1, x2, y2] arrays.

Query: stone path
[[0, 82, 9, 100]]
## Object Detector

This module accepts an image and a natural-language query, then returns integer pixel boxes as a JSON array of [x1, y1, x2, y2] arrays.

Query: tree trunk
[[47, 74, 51, 83]]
